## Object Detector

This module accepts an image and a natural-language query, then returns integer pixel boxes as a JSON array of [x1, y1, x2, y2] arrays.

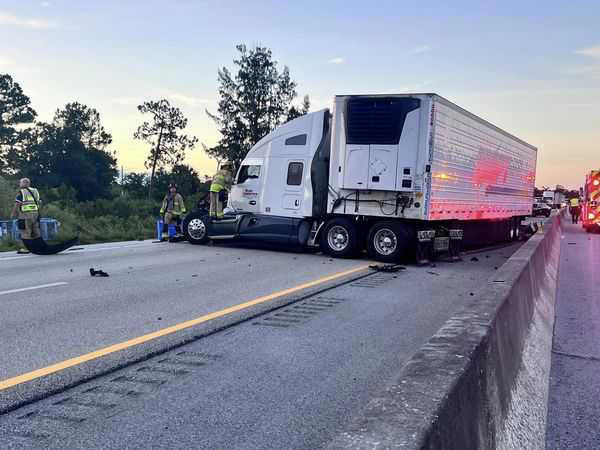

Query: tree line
[[0, 44, 310, 205]]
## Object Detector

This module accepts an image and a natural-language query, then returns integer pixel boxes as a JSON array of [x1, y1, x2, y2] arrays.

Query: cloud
[[166, 92, 211, 107], [41, 1, 51, 7], [0, 56, 15, 66], [328, 57, 345, 64], [112, 97, 141, 106], [112, 93, 212, 108], [410, 45, 432, 55], [575, 45, 600, 59], [0, 11, 57, 29]]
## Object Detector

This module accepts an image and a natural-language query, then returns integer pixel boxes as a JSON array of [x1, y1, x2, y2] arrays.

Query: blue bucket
[[156, 220, 164, 240]]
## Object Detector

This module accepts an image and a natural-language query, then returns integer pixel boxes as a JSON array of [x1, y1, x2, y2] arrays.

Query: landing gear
[[366, 221, 413, 263], [320, 218, 359, 258]]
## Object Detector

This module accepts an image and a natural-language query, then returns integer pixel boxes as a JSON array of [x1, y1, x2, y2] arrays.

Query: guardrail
[[329, 214, 562, 449]]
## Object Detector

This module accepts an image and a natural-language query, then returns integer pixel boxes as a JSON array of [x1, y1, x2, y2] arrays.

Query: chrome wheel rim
[[188, 218, 206, 240], [327, 225, 349, 251], [373, 228, 397, 255]]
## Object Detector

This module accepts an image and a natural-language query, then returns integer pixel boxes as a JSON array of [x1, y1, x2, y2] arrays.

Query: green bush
[[0, 180, 212, 252]]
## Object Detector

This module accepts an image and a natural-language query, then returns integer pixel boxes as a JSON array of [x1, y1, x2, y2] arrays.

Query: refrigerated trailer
[[183, 94, 537, 263]]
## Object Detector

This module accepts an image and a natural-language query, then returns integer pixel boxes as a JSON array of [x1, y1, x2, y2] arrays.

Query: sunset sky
[[1, 0, 598, 189]]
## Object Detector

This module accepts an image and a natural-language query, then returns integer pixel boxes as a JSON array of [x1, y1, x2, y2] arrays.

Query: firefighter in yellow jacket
[[10, 178, 41, 254], [209, 162, 234, 218], [160, 184, 186, 239]]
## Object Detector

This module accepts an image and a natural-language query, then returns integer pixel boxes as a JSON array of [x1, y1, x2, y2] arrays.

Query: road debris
[[89, 268, 109, 277], [369, 264, 406, 273]]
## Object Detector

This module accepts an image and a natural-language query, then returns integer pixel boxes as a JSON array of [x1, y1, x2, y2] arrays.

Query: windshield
[[237, 164, 261, 184]]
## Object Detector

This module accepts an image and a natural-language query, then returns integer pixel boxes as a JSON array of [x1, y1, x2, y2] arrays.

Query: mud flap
[[21, 237, 79, 255]]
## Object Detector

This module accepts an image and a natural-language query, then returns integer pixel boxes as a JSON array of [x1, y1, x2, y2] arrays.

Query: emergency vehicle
[[582, 170, 600, 232]]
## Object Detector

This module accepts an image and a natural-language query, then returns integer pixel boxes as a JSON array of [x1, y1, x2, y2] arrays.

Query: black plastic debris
[[369, 264, 406, 273], [470, 257, 479, 262], [21, 237, 79, 255], [89, 268, 109, 277]]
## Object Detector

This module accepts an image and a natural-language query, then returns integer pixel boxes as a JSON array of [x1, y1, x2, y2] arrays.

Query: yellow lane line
[[0, 264, 369, 391]]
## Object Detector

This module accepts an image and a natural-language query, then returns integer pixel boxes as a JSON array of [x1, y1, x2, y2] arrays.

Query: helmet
[[168, 183, 177, 190], [221, 161, 233, 170]]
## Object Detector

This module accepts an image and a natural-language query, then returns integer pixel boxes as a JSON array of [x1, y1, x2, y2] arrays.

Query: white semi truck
[[542, 190, 565, 209], [183, 94, 537, 263]]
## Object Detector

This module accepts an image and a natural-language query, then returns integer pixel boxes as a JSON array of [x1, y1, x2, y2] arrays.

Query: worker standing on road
[[10, 178, 41, 254], [569, 197, 581, 224], [209, 161, 234, 219], [160, 184, 186, 240]]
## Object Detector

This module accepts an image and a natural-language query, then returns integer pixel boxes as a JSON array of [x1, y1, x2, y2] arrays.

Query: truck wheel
[[320, 218, 359, 258], [513, 217, 522, 241], [367, 221, 413, 262], [183, 212, 210, 245]]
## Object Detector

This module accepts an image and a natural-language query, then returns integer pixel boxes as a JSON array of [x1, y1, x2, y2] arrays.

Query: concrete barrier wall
[[329, 215, 562, 450]]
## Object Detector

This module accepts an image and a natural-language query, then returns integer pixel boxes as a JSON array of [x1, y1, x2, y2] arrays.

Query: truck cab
[[183, 109, 330, 247]]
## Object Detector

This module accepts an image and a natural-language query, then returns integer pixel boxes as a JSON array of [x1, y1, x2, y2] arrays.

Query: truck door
[[229, 161, 262, 213], [282, 160, 305, 211]]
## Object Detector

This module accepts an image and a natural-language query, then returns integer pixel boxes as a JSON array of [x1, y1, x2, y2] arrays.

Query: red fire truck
[[582, 170, 600, 232]]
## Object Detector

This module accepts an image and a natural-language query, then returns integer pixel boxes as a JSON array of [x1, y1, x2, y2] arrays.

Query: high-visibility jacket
[[570, 198, 580, 207], [210, 169, 233, 193], [18, 187, 40, 213], [160, 193, 186, 215]]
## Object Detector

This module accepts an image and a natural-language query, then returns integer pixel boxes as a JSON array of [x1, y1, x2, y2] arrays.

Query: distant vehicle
[[582, 170, 600, 233], [542, 190, 564, 209], [184, 94, 537, 261], [532, 202, 552, 217]]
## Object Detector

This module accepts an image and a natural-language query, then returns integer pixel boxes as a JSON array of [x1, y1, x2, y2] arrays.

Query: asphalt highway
[[0, 240, 366, 381], [546, 221, 600, 449], [0, 238, 523, 449]]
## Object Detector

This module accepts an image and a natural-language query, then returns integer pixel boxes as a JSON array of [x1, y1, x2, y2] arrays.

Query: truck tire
[[513, 217, 522, 241], [183, 212, 210, 245], [366, 221, 413, 262], [320, 218, 359, 258]]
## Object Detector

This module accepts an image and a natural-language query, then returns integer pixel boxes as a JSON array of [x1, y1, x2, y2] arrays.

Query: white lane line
[[0, 282, 68, 296], [0, 241, 155, 262], [74, 245, 149, 253], [0, 255, 35, 262]]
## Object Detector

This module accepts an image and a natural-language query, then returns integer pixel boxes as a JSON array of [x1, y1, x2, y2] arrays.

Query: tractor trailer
[[183, 94, 537, 262]]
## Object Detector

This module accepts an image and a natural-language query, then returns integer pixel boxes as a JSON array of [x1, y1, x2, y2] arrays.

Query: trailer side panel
[[427, 97, 537, 221]]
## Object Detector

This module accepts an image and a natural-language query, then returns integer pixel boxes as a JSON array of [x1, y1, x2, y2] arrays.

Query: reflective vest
[[160, 193, 186, 215], [570, 198, 579, 207], [19, 187, 40, 213], [210, 169, 233, 193]]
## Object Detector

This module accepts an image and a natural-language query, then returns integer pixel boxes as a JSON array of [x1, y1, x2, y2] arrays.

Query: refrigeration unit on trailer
[[183, 93, 537, 263]]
